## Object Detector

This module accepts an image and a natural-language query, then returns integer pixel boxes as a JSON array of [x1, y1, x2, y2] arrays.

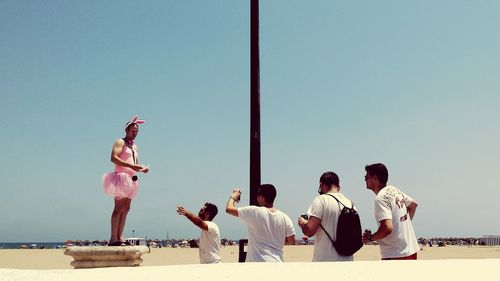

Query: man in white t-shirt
[[226, 184, 296, 262], [363, 163, 419, 260], [177, 203, 221, 264], [298, 171, 355, 261]]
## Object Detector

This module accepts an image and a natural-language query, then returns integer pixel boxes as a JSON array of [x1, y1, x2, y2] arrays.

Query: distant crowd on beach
[[4, 236, 492, 250], [423, 238, 481, 247]]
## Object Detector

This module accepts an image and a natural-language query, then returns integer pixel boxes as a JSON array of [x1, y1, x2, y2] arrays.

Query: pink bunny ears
[[125, 115, 145, 129]]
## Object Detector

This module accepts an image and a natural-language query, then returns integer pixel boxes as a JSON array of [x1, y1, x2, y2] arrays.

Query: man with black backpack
[[298, 171, 363, 261]]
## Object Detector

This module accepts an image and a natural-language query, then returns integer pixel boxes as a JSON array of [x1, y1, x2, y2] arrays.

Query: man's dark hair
[[125, 122, 139, 131], [320, 171, 340, 187], [365, 163, 389, 186], [204, 202, 218, 221], [258, 184, 277, 204]]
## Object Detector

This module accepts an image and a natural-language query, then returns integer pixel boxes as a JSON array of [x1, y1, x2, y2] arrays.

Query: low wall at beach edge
[[1, 259, 499, 281]]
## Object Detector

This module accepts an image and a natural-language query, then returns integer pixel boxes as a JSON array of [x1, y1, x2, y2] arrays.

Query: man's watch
[[368, 234, 374, 242]]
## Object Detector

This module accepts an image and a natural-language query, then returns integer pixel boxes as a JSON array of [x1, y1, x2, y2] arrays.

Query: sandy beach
[[1, 245, 499, 269], [1, 245, 499, 281]]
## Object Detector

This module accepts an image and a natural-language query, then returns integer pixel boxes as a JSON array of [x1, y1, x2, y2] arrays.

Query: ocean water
[[0, 242, 65, 249]]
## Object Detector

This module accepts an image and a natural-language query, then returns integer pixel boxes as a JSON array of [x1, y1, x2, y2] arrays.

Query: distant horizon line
[[2, 235, 498, 244]]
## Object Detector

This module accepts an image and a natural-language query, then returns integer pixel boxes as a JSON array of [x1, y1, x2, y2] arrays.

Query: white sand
[[1, 245, 499, 281], [1, 259, 499, 281], [1, 245, 500, 269]]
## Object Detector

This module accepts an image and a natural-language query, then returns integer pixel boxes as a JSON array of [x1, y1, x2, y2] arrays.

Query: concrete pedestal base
[[64, 246, 149, 269]]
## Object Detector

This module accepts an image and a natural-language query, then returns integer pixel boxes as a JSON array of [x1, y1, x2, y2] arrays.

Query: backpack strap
[[325, 193, 354, 209], [319, 224, 335, 245], [318, 193, 354, 245]]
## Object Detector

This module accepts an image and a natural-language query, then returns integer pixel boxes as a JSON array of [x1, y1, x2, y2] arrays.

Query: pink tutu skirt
[[102, 172, 139, 199]]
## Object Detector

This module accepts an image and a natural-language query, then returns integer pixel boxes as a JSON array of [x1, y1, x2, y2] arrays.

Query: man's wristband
[[368, 234, 374, 242]]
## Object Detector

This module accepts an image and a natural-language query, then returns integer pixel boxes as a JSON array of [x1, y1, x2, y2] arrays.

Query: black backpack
[[319, 194, 363, 256]]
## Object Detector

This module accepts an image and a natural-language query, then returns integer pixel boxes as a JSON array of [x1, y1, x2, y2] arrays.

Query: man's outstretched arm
[[226, 189, 242, 217], [177, 206, 208, 231]]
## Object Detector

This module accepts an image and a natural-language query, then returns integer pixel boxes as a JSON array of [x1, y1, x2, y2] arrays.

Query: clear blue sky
[[1, 0, 499, 242]]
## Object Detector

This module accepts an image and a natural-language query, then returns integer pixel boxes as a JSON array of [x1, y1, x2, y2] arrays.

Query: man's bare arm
[[226, 189, 241, 217], [226, 198, 239, 217], [285, 235, 296, 245], [298, 216, 321, 238], [407, 201, 418, 220], [363, 219, 393, 243], [177, 207, 208, 231]]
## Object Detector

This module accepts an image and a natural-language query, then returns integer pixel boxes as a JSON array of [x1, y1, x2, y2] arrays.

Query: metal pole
[[250, 0, 261, 206]]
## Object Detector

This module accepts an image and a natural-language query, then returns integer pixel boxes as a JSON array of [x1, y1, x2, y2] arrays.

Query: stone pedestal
[[64, 246, 150, 269]]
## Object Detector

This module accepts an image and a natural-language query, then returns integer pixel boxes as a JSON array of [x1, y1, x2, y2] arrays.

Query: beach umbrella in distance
[[20, 244, 28, 249]]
